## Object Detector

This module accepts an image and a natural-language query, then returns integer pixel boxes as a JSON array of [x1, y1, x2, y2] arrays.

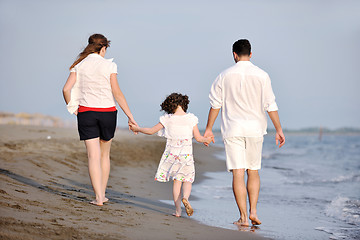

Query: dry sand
[[0, 125, 268, 240]]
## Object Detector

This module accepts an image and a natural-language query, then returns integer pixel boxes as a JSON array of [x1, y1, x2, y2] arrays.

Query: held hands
[[203, 129, 215, 147], [276, 130, 285, 148], [128, 117, 139, 134]]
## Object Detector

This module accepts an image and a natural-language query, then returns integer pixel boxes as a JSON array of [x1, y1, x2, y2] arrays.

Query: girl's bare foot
[[90, 200, 103, 206], [233, 218, 249, 226], [249, 214, 261, 225], [181, 198, 193, 216]]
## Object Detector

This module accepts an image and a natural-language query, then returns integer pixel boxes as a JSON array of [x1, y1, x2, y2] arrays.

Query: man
[[204, 39, 285, 226]]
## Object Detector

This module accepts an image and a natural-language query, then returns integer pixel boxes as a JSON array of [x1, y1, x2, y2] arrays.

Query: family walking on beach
[[63, 34, 285, 226]]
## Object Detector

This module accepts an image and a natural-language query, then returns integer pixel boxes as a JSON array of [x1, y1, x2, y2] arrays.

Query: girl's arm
[[130, 122, 164, 135], [193, 124, 213, 144], [62, 72, 76, 105], [110, 73, 137, 126]]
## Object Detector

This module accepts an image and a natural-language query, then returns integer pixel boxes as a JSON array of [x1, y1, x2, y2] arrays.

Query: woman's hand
[[129, 123, 140, 133], [128, 118, 139, 134]]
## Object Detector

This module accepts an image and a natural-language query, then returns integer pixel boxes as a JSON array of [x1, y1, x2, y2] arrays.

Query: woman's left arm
[[110, 73, 137, 126], [63, 72, 76, 105]]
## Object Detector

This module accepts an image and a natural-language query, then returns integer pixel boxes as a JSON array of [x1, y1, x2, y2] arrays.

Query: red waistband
[[78, 105, 117, 113]]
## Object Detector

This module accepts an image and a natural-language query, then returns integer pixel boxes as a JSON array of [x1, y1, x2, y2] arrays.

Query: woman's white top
[[67, 53, 118, 114], [157, 113, 199, 140]]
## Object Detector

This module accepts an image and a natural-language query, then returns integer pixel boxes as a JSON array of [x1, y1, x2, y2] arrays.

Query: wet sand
[[0, 125, 268, 240]]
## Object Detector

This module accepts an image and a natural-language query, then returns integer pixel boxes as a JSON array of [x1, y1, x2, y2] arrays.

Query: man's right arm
[[204, 107, 220, 145], [267, 111, 285, 148]]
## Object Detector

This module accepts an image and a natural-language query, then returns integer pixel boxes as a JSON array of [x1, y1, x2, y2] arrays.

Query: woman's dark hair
[[70, 34, 111, 70], [160, 93, 190, 114], [232, 39, 251, 56]]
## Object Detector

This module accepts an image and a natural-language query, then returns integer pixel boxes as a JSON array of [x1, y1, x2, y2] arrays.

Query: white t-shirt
[[67, 53, 118, 114], [157, 113, 199, 140], [209, 61, 278, 138]]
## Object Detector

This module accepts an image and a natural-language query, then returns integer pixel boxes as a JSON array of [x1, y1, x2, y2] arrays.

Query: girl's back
[[159, 113, 198, 140]]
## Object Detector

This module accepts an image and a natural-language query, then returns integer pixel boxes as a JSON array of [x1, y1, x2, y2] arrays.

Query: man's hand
[[204, 129, 215, 146], [275, 130, 285, 148]]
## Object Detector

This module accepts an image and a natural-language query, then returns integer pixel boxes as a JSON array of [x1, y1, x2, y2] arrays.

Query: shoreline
[[0, 125, 268, 240]]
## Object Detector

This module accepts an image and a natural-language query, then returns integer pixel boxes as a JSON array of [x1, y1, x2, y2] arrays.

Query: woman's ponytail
[[70, 34, 110, 70]]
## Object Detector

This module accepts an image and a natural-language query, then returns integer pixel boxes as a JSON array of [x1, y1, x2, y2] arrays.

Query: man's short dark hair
[[232, 39, 251, 56]]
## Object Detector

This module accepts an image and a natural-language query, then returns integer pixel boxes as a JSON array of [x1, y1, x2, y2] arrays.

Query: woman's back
[[68, 53, 117, 110]]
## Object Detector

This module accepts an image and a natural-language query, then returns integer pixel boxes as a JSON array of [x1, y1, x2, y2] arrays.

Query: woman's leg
[[173, 180, 182, 216], [84, 137, 103, 205], [100, 139, 112, 202]]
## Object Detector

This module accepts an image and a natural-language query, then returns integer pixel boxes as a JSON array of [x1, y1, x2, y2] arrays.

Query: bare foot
[[103, 197, 109, 203], [172, 213, 181, 217], [90, 200, 103, 206], [181, 198, 193, 216], [249, 214, 261, 225], [233, 218, 249, 227]]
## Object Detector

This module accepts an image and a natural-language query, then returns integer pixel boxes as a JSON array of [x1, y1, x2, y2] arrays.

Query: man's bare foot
[[181, 198, 193, 216], [90, 200, 103, 206], [233, 218, 249, 226], [249, 214, 261, 225]]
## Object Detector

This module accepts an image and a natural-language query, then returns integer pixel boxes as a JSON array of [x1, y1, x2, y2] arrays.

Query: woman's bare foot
[[233, 218, 249, 226], [90, 200, 103, 206], [181, 198, 193, 216], [249, 214, 261, 225]]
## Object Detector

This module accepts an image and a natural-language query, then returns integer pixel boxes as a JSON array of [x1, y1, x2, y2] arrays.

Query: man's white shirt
[[209, 61, 278, 139]]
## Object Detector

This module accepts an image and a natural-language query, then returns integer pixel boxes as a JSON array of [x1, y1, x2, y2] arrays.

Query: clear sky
[[0, 0, 359, 130]]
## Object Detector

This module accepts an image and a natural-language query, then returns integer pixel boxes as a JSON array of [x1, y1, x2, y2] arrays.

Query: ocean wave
[[325, 196, 360, 225], [287, 173, 360, 185]]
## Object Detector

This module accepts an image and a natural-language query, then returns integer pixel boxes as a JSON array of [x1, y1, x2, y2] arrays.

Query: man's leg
[[247, 170, 261, 225], [232, 169, 249, 226]]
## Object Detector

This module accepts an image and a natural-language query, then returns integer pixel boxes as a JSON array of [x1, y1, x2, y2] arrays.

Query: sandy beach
[[0, 125, 268, 240]]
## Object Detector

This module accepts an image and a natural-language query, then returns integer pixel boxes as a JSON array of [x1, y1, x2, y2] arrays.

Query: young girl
[[63, 34, 137, 206], [130, 93, 212, 217]]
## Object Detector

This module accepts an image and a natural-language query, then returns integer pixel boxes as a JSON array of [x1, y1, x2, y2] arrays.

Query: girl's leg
[[173, 180, 182, 216], [182, 182, 192, 200], [100, 139, 112, 202], [85, 138, 103, 205], [181, 182, 194, 216]]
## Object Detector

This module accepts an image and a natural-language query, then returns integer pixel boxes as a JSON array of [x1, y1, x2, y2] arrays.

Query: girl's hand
[[204, 136, 213, 146], [128, 117, 138, 134], [129, 123, 140, 133]]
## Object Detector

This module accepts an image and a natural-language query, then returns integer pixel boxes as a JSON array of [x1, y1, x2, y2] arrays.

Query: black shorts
[[77, 111, 117, 141]]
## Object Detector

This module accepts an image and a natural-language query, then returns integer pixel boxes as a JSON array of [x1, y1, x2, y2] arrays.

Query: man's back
[[209, 61, 278, 138]]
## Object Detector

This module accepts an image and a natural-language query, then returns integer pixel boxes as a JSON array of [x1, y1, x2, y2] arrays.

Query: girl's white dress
[[155, 113, 198, 183]]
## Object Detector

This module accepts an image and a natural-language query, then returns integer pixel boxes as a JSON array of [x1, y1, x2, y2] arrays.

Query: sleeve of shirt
[[157, 115, 167, 137], [159, 115, 167, 128], [190, 114, 199, 127], [263, 74, 279, 112], [209, 74, 223, 109], [110, 62, 117, 74]]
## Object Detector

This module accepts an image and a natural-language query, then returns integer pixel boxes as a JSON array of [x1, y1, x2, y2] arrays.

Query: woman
[[63, 34, 137, 206]]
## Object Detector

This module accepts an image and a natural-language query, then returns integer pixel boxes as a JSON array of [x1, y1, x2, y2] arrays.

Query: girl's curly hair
[[160, 93, 189, 114]]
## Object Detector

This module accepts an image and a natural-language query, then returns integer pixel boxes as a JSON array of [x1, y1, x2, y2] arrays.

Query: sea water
[[190, 134, 360, 240]]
